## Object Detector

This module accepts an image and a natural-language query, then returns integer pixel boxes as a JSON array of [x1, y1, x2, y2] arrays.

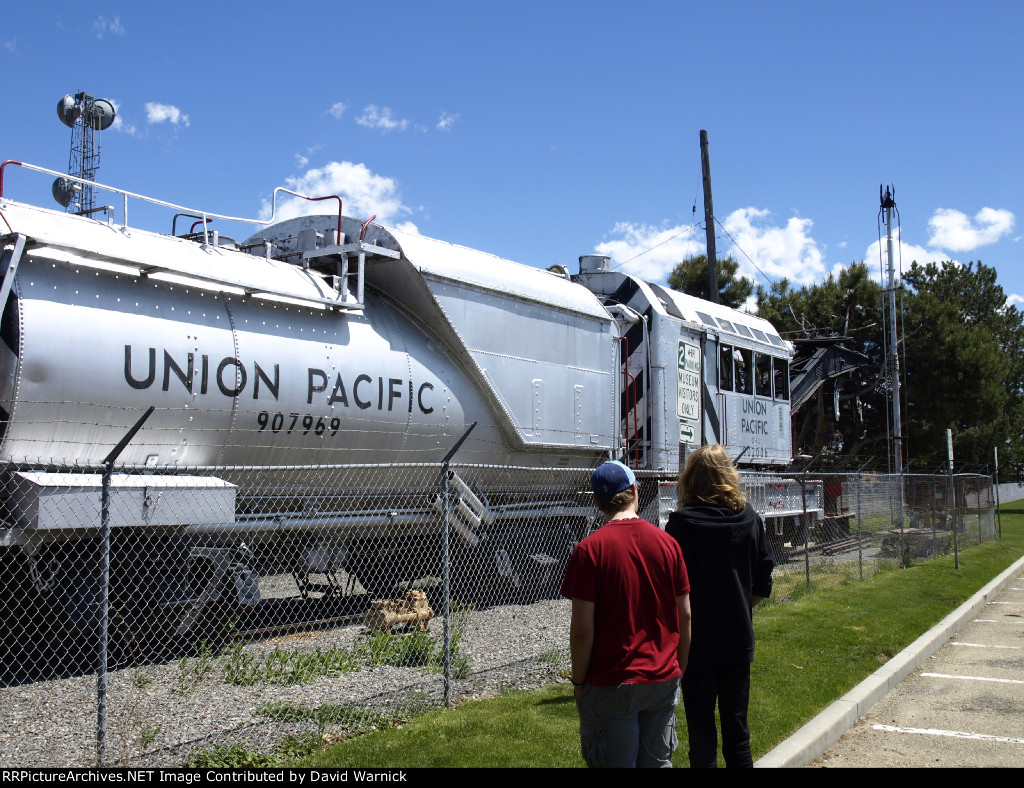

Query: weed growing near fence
[[354, 605, 473, 680], [173, 640, 217, 695], [184, 744, 283, 769], [358, 630, 435, 668], [275, 732, 325, 763], [218, 612, 472, 689], [256, 701, 395, 736], [223, 641, 361, 686], [137, 723, 161, 751], [535, 650, 564, 669]]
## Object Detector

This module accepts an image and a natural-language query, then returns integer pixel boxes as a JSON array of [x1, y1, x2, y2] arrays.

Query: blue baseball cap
[[591, 460, 637, 500]]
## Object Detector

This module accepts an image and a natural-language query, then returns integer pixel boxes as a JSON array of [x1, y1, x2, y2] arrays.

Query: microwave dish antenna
[[54, 92, 116, 214]]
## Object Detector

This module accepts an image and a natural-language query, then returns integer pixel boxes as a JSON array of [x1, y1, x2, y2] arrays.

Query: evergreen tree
[[667, 255, 754, 309], [756, 260, 1024, 471]]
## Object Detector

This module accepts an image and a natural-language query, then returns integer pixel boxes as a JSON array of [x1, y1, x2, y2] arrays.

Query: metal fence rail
[[0, 462, 997, 766]]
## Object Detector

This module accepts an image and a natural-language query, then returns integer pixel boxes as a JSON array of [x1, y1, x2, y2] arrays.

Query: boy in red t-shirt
[[560, 460, 691, 768]]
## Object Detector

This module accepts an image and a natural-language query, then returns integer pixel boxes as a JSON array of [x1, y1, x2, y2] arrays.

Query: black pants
[[680, 662, 752, 768]]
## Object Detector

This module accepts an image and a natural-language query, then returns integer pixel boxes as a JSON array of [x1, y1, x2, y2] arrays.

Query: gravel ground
[[0, 598, 572, 768]]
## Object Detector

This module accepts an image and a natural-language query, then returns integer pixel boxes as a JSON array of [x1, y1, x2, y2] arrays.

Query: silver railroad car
[[0, 161, 796, 657]]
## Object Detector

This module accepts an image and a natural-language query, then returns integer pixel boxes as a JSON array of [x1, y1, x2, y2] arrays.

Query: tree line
[[667, 256, 1024, 474]]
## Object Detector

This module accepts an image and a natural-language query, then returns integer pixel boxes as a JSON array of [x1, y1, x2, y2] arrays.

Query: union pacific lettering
[[740, 397, 770, 436], [123, 345, 435, 414]]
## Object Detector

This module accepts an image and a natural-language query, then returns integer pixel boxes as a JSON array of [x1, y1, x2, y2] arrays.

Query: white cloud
[[720, 208, 826, 287], [927, 207, 1015, 252], [863, 238, 950, 281], [145, 102, 190, 127], [295, 153, 309, 168], [1008, 294, 1024, 310], [356, 105, 409, 132], [260, 161, 418, 233], [437, 111, 459, 131], [326, 102, 348, 119], [93, 14, 125, 38], [593, 207, 828, 291], [594, 222, 704, 283], [3, 39, 15, 52], [107, 99, 138, 136]]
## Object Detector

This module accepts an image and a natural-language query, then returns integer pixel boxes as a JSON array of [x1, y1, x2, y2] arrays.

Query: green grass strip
[[303, 504, 1024, 768]]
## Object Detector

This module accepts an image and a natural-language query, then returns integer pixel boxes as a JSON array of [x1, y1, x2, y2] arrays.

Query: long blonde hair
[[677, 444, 747, 511]]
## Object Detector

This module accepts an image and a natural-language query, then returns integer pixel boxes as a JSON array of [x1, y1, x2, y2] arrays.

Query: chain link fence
[[746, 471, 997, 604], [0, 461, 997, 767]]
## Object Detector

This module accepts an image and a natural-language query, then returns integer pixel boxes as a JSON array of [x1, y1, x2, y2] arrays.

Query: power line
[[713, 216, 779, 290], [609, 220, 700, 270]]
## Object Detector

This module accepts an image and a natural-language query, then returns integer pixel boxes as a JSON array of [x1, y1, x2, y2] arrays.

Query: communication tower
[[880, 184, 903, 475], [54, 92, 116, 215]]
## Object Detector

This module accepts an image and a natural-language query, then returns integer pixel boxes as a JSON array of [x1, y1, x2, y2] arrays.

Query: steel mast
[[881, 185, 903, 475]]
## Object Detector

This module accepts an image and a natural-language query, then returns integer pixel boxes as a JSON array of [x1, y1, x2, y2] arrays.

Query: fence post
[[856, 472, 863, 581], [802, 468, 810, 590], [897, 471, 907, 569], [977, 478, 983, 545], [439, 423, 476, 709], [994, 446, 1002, 539], [798, 450, 824, 591], [855, 457, 873, 582], [947, 429, 959, 569], [97, 406, 154, 767]]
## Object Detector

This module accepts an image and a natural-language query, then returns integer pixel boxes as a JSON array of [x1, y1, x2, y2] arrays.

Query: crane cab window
[[734, 347, 753, 394], [774, 358, 790, 401], [719, 344, 734, 391], [755, 353, 772, 397]]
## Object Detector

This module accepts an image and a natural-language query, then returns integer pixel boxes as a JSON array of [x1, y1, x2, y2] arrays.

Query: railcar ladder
[[0, 233, 26, 317]]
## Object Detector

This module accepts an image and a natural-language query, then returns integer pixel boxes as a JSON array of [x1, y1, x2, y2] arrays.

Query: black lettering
[[418, 382, 434, 415], [253, 361, 280, 400], [742, 418, 769, 435], [162, 350, 194, 394], [378, 377, 384, 409], [354, 374, 373, 410], [124, 345, 155, 390], [388, 378, 403, 411], [307, 368, 328, 405], [217, 357, 246, 397], [408, 380, 414, 414], [328, 374, 349, 406], [200, 354, 209, 395]]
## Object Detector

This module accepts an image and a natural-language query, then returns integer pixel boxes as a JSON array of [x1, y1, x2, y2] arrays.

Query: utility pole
[[881, 185, 903, 475], [700, 130, 718, 304]]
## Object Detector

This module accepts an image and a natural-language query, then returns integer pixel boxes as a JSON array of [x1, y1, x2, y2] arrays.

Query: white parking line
[[975, 619, 1024, 624], [951, 641, 1024, 649], [922, 672, 1024, 685], [872, 725, 1024, 745]]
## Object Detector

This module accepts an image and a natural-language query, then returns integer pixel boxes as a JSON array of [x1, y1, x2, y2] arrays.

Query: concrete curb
[[755, 553, 1024, 768]]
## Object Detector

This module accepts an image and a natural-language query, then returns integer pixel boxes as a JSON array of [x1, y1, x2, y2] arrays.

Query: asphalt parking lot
[[757, 557, 1024, 768]]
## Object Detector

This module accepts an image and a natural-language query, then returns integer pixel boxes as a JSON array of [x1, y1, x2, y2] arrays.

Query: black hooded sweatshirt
[[666, 503, 775, 667]]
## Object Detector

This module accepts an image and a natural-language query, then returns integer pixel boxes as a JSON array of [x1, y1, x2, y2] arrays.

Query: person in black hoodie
[[666, 444, 774, 768]]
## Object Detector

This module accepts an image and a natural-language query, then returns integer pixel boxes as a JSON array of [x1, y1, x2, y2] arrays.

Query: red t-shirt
[[560, 518, 690, 686]]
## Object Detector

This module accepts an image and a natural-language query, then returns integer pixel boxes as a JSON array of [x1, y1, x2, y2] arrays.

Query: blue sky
[[3, 1, 1023, 308]]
